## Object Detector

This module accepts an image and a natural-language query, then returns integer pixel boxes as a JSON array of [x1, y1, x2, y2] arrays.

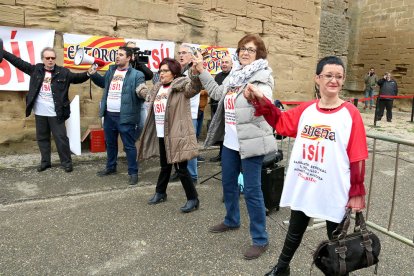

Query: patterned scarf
[[226, 59, 268, 87]]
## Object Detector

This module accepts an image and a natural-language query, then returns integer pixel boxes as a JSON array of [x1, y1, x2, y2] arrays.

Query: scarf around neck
[[226, 59, 268, 87]]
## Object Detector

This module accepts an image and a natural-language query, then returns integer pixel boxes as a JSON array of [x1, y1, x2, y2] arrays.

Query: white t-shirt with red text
[[223, 86, 242, 151], [154, 86, 170, 137], [277, 101, 368, 223], [107, 69, 127, 112], [33, 71, 56, 116]]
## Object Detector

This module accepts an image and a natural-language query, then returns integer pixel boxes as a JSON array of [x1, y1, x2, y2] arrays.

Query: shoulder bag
[[313, 208, 381, 275]]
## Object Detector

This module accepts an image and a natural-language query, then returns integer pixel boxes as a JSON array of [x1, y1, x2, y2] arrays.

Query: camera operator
[[125, 42, 152, 141], [125, 41, 153, 81]]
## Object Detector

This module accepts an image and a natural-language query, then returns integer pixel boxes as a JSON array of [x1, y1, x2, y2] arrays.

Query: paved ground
[[0, 109, 413, 275]]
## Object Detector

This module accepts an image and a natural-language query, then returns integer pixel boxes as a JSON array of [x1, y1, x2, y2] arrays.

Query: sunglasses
[[44, 57, 56, 60]]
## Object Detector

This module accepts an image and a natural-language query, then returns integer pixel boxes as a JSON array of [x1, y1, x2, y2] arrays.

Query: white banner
[[63, 33, 175, 72], [66, 95, 81, 155], [0, 26, 55, 91], [126, 38, 175, 72]]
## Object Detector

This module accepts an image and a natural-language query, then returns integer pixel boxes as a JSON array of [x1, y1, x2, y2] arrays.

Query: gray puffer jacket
[[196, 67, 277, 159]]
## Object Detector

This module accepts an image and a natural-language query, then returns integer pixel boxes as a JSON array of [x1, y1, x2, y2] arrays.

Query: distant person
[[0, 46, 93, 173], [210, 55, 233, 162], [89, 46, 145, 185], [376, 72, 398, 122], [137, 58, 200, 213], [363, 67, 378, 110], [244, 56, 368, 275]]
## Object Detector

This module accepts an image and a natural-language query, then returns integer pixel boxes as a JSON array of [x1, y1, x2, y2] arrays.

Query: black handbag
[[313, 209, 381, 275]]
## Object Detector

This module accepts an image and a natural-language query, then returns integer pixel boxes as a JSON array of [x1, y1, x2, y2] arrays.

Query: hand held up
[[87, 64, 98, 76]]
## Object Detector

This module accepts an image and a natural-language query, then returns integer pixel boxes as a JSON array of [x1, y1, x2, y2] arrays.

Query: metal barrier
[[278, 133, 414, 247], [365, 133, 414, 247]]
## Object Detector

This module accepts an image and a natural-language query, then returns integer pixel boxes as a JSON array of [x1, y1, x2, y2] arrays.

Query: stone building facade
[[319, 0, 413, 111], [0, 0, 412, 153], [0, 0, 321, 153]]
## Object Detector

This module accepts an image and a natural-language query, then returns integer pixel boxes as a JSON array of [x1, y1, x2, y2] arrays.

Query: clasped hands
[[243, 83, 265, 103]]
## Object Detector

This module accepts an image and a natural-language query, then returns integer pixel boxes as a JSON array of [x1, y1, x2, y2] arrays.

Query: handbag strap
[[332, 208, 352, 239], [336, 239, 348, 275], [334, 209, 352, 275], [356, 212, 375, 266]]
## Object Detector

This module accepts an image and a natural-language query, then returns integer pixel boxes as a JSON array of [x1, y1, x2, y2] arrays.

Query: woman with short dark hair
[[245, 56, 368, 275], [137, 58, 200, 213]]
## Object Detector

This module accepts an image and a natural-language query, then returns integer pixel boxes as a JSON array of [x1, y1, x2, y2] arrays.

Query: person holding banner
[[0, 46, 94, 173], [244, 56, 368, 275], [190, 34, 276, 260], [89, 46, 145, 185], [136, 58, 201, 213]]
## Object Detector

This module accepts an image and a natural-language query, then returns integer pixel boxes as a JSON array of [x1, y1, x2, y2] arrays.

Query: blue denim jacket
[[91, 65, 145, 124]]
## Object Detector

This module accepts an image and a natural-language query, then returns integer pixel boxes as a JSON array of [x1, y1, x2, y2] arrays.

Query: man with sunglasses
[[0, 46, 94, 173]]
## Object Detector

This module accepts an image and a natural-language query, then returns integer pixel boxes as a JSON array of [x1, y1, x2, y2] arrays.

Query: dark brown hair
[[159, 58, 182, 78], [118, 46, 133, 58], [236, 34, 267, 60]]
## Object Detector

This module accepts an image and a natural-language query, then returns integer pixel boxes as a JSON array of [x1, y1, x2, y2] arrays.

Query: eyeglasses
[[44, 57, 56, 60], [177, 51, 190, 55], [158, 69, 170, 74], [239, 47, 257, 54], [318, 74, 344, 81]]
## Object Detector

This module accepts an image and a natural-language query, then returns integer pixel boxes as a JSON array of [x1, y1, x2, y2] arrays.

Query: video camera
[[130, 47, 151, 67]]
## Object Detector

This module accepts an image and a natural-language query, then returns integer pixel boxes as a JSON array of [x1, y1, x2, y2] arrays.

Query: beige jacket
[[136, 77, 201, 163]]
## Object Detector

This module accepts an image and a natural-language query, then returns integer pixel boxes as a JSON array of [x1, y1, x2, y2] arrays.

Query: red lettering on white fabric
[[302, 142, 325, 163]]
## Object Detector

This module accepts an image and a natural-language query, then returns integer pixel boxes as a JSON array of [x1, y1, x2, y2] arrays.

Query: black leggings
[[276, 210, 338, 268]]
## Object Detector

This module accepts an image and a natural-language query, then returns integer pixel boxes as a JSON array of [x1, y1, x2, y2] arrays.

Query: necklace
[[318, 99, 344, 110]]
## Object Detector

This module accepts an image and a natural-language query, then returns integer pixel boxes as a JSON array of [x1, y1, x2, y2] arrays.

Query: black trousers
[[155, 138, 198, 200], [276, 210, 339, 268], [35, 115, 72, 167], [376, 99, 393, 121]]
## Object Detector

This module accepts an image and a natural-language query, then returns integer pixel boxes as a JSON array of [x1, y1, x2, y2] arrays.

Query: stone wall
[[318, 0, 349, 61], [345, 0, 413, 111], [0, 0, 322, 153]]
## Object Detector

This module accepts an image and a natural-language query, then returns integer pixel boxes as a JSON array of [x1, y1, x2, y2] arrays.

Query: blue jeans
[[364, 88, 375, 107], [221, 146, 268, 246], [187, 119, 198, 181], [196, 110, 204, 139], [135, 103, 147, 141], [103, 112, 138, 175]]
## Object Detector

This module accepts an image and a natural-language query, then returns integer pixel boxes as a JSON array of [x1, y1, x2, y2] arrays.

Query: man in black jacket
[[210, 55, 233, 162], [376, 72, 398, 122], [1, 46, 93, 172]]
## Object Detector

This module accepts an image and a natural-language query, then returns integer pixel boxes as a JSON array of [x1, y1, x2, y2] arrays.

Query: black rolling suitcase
[[261, 150, 284, 215]]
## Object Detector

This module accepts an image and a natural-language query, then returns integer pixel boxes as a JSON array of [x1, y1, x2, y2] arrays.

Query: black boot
[[264, 265, 290, 276], [148, 193, 167, 205], [180, 199, 199, 213]]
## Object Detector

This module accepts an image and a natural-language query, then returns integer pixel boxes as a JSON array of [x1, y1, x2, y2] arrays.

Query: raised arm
[[3, 50, 35, 76]]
